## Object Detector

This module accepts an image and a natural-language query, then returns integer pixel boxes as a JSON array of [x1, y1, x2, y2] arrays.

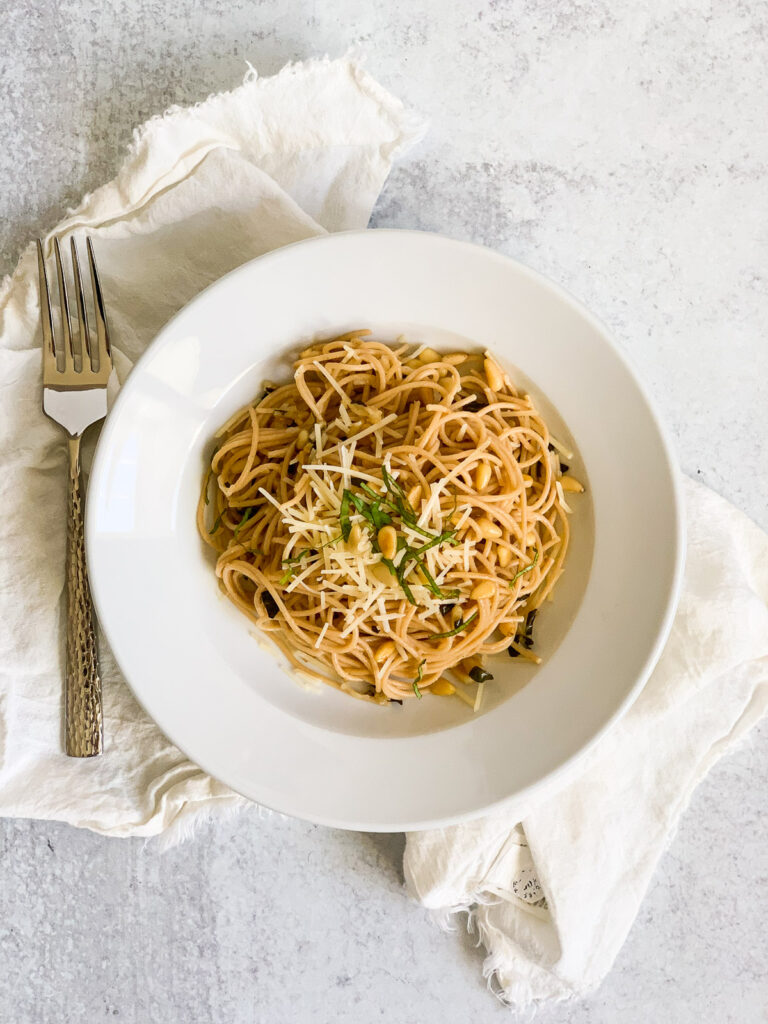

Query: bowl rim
[[87, 228, 686, 831]]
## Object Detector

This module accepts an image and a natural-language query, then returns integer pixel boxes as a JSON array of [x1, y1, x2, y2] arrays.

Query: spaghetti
[[198, 333, 582, 707]]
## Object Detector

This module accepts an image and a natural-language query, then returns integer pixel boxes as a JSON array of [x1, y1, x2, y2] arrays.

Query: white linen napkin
[[0, 56, 422, 835], [1, 57, 766, 1010], [404, 477, 768, 1006]]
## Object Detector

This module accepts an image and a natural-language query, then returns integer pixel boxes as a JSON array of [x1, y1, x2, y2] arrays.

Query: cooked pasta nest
[[199, 332, 583, 708]]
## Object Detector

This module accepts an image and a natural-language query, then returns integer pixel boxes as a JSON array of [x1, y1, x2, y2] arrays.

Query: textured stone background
[[2, 1, 766, 1022]]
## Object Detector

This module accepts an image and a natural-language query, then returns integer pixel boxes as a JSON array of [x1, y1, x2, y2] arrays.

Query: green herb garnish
[[338, 471, 460, 605], [281, 534, 341, 570], [203, 445, 220, 506], [339, 490, 352, 541], [282, 549, 312, 567], [410, 530, 458, 557], [382, 556, 416, 605], [382, 465, 415, 518], [208, 511, 224, 535], [232, 507, 256, 541], [346, 490, 392, 532], [413, 659, 425, 699], [413, 558, 443, 597], [430, 610, 478, 639], [359, 482, 382, 503], [369, 500, 391, 531], [469, 665, 494, 683], [509, 549, 539, 585], [261, 592, 279, 618]]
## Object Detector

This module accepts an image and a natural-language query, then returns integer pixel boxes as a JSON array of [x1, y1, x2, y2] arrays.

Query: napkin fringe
[[125, 54, 427, 163], [476, 932, 574, 1014], [74, 56, 425, 243], [151, 797, 267, 852]]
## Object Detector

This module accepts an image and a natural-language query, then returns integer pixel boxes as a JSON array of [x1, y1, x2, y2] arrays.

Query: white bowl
[[87, 230, 684, 831]]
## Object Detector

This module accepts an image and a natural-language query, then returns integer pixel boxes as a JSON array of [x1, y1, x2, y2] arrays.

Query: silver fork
[[37, 237, 112, 757]]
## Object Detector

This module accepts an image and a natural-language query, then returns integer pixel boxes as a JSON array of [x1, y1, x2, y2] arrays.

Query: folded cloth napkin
[[0, 56, 422, 834], [1, 57, 766, 1010], [405, 479, 768, 1006]]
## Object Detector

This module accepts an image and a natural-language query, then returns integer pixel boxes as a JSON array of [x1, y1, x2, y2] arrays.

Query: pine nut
[[475, 462, 492, 491], [374, 640, 398, 664], [407, 484, 422, 509], [498, 621, 516, 636], [522, 475, 534, 488], [377, 525, 397, 560], [296, 428, 309, 449], [458, 656, 480, 675], [444, 352, 468, 365], [497, 546, 512, 568], [419, 347, 440, 364], [451, 605, 464, 624], [560, 476, 585, 493], [431, 679, 456, 696], [477, 517, 502, 539], [470, 580, 495, 600], [348, 522, 362, 548], [484, 356, 504, 392], [525, 531, 536, 547], [371, 562, 393, 586]]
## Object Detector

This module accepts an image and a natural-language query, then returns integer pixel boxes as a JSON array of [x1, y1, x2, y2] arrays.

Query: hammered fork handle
[[65, 435, 103, 756]]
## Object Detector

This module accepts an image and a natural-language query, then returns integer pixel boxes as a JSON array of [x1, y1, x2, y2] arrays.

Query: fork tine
[[53, 237, 75, 370], [70, 237, 91, 370], [36, 239, 58, 375], [86, 237, 111, 373]]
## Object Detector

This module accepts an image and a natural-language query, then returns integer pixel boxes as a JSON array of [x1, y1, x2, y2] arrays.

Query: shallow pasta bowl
[[86, 230, 684, 831]]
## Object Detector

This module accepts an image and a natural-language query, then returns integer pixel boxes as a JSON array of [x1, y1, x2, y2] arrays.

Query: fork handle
[[65, 435, 103, 757]]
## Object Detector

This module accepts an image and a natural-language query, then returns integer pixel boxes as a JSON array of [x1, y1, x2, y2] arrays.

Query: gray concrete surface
[[2, 1, 767, 1021]]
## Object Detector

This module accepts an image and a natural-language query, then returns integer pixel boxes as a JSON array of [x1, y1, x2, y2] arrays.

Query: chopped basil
[[203, 445, 220, 505], [232, 507, 256, 541], [359, 482, 382, 503], [410, 530, 457, 558], [523, 608, 538, 648], [382, 464, 414, 516], [339, 490, 352, 541], [509, 549, 539, 585], [507, 608, 538, 655], [465, 399, 486, 413], [369, 500, 391, 531], [282, 549, 312, 567], [430, 610, 478, 639], [382, 556, 416, 605], [469, 665, 493, 683], [413, 659, 425, 699], [261, 592, 279, 618], [338, 472, 459, 605]]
